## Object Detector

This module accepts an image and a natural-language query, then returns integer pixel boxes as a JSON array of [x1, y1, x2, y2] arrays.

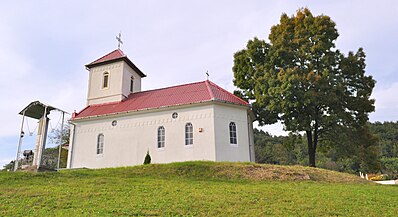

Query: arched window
[[97, 134, 104, 154], [185, 123, 193, 145], [229, 122, 237, 145], [157, 126, 165, 148], [130, 76, 134, 92], [103, 72, 109, 88]]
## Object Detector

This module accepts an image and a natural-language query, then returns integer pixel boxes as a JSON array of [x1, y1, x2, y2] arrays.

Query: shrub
[[144, 151, 151, 165]]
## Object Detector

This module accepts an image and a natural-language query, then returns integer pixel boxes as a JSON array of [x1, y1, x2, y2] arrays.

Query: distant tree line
[[254, 121, 398, 177], [369, 121, 398, 177]]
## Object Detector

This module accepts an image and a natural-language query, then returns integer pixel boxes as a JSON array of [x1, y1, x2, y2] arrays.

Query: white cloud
[[370, 82, 398, 122], [256, 122, 289, 136], [0, 24, 36, 137]]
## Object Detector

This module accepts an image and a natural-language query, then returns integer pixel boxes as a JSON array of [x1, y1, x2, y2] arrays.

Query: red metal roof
[[73, 80, 249, 120], [85, 49, 146, 77], [88, 49, 125, 65]]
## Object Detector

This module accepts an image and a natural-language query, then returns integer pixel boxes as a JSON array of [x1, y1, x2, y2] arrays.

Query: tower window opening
[[130, 76, 134, 92], [103, 72, 109, 89]]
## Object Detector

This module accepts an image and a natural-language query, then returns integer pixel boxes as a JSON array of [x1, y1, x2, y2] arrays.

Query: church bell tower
[[85, 49, 146, 105]]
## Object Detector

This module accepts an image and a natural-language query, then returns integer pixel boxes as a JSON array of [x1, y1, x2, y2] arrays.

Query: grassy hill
[[1, 161, 397, 216]]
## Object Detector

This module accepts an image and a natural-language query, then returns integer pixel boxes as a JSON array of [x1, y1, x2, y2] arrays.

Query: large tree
[[233, 8, 375, 167]]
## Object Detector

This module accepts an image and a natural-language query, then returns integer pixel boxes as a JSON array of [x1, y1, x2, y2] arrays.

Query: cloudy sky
[[1, 0, 397, 168]]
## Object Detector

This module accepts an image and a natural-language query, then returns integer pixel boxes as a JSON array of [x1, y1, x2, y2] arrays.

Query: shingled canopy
[[19, 101, 67, 119]]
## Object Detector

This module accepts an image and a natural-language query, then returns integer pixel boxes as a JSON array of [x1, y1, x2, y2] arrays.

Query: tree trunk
[[306, 130, 316, 167], [306, 120, 319, 167]]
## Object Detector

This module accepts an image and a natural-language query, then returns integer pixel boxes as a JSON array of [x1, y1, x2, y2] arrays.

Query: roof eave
[[71, 99, 250, 122], [212, 99, 251, 108]]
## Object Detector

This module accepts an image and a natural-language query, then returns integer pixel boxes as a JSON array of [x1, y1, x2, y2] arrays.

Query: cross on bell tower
[[116, 32, 123, 49]]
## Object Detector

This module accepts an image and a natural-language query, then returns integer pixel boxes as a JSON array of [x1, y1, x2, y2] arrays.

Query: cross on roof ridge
[[116, 32, 123, 49]]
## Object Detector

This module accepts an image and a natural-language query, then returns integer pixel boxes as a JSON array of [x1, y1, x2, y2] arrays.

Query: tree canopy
[[233, 8, 375, 167]]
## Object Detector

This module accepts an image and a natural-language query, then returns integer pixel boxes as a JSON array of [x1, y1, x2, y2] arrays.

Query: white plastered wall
[[121, 62, 141, 97], [69, 104, 217, 168], [213, 103, 252, 162]]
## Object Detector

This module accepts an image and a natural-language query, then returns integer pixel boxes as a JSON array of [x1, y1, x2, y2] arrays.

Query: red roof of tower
[[85, 49, 146, 77], [73, 80, 249, 120], [88, 49, 125, 65]]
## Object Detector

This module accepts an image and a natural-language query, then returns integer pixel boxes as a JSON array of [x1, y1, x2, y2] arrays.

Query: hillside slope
[[1, 161, 397, 216], [60, 161, 369, 183]]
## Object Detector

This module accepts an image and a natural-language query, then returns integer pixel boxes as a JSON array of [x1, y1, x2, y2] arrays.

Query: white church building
[[67, 49, 255, 169]]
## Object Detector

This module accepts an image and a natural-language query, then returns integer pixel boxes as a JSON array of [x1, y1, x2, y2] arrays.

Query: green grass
[[1, 161, 397, 216]]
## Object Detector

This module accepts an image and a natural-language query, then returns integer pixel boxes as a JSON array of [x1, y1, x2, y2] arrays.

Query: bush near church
[[144, 151, 151, 165]]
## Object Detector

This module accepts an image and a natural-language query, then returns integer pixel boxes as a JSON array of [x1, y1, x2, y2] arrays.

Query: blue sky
[[1, 0, 397, 168]]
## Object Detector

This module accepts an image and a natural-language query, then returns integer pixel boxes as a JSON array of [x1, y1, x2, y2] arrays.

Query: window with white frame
[[185, 123, 193, 145], [229, 122, 237, 145], [97, 134, 104, 154], [103, 72, 109, 89], [157, 126, 165, 148]]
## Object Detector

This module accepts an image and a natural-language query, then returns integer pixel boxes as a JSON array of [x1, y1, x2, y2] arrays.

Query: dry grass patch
[[162, 162, 369, 183]]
